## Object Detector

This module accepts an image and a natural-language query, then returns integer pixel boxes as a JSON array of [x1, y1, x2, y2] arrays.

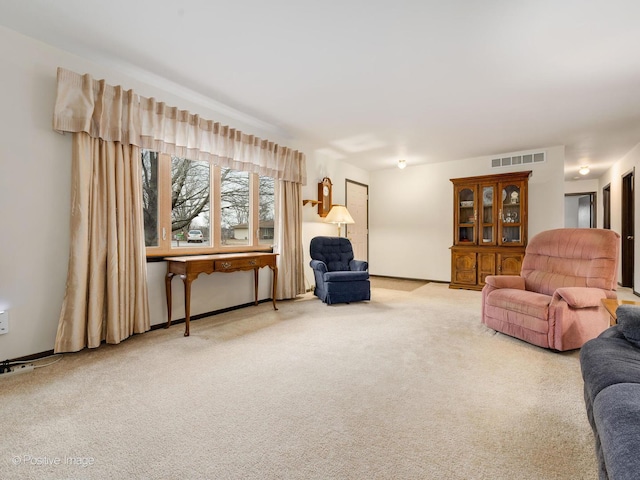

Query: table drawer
[[215, 258, 260, 271]]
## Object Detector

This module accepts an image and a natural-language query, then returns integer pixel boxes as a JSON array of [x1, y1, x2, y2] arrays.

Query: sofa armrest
[[350, 259, 368, 271], [484, 275, 525, 290], [310, 260, 328, 273], [553, 287, 606, 308]]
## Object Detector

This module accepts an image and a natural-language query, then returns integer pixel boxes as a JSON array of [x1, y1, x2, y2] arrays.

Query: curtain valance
[[53, 67, 306, 184]]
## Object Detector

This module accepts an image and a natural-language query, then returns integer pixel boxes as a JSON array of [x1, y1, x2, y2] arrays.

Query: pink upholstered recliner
[[482, 228, 620, 351]]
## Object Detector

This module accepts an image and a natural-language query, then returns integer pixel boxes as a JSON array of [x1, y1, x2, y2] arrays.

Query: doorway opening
[[564, 192, 596, 228], [602, 184, 611, 229], [621, 170, 635, 288]]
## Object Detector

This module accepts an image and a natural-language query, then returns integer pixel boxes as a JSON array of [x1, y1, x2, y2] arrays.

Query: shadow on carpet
[[370, 275, 429, 292]]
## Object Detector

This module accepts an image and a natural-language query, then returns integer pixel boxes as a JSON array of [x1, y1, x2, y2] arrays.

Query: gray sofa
[[580, 305, 640, 480]]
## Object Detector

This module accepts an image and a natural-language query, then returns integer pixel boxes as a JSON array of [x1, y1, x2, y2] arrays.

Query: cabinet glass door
[[480, 185, 495, 245], [500, 182, 523, 245], [456, 186, 476, 244]]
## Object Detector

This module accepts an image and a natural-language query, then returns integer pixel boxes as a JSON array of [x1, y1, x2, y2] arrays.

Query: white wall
[[301, 151, 370, 289], [0, 27, 306, 360], [368, 146, 566, 281], [597, 142, 640, 288], [565, 179, 599, 195]]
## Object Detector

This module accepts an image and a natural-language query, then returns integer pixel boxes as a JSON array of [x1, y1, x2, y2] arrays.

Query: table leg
[[271, 265, 278, 311], [165, 272, 175, 329], [182, 275, 192, 337], [254, 268, 259, 306]]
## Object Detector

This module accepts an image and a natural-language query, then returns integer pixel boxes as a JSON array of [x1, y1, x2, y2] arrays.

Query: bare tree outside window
[[142, 150, 275, 251], [259, 176, 275, 244], [170, 156, 210, 245], [221, 168, 249, 245], [141, 150, 159, 247], [141, 151, 210, 247]]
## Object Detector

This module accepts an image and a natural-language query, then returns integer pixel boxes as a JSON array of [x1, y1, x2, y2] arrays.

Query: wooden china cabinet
[[449, 170, 531, 290]]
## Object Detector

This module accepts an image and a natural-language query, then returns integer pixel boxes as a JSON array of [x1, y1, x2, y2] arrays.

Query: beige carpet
[[369, 276, 429, 292], [1, 284, 597, 479]]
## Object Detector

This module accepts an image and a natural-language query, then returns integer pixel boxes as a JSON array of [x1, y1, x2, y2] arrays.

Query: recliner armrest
[[310, 260, 328, 273], [350, 260, 368, 271], [553, 287, 607, 308], [484, 275, 525, 290]]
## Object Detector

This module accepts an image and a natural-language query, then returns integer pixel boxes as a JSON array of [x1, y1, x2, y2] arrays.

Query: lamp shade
[[324, 205, 355, 225], [324, 205, 354, 237]]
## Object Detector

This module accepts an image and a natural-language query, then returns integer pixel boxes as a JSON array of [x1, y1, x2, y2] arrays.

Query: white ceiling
[[3, 0, 640, 179]]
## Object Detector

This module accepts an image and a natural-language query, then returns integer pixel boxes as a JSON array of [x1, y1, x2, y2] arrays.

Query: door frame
[[602, 183, 611, 229], [621, 169, 635, 288], [345, 179, 369, 261]]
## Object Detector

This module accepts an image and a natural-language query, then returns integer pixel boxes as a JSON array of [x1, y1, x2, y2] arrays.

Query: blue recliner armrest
[[310, 259, 328, 272], [350, 260, 368, 271]]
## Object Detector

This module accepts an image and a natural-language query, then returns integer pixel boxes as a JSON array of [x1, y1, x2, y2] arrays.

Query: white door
[[346, 180, 368, 261]]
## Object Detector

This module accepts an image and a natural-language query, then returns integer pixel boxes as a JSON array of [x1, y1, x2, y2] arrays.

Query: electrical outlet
[[0, 310, 7, 334], [0, 364, 34, 377]]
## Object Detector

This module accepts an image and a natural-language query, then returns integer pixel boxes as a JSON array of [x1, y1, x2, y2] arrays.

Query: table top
[[165, 252, 277, 263], [602, 298, 640, 321]]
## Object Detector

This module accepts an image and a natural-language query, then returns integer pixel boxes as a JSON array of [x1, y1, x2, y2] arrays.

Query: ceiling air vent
[[491, 152, 545, 168]]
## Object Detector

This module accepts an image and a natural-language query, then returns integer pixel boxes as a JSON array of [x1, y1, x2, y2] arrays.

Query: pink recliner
[[482, 228, 620, 351]]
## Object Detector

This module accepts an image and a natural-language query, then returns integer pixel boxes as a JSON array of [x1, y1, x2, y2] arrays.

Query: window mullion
[[251, 174, 259, 246], [213, 165, 222, 247], [159, 153, 172, 253]]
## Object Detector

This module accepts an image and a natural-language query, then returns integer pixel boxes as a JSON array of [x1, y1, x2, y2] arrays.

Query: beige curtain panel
[[55, 133, 151, 352], [275, 181, 306, 299], [53, 68, 306, 184]]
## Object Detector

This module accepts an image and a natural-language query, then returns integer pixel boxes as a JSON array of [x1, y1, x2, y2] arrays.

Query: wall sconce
[[324, 205, 355, 237], [579, 166, 590, 175], [398, 159, 407, 169]]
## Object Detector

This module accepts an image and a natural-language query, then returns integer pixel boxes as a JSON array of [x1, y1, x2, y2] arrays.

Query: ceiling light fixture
[[398, 159, 407, 169], [579, 166, 590, 175]]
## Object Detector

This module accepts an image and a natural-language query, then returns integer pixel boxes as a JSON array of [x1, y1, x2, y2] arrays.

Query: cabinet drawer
[[215, 258, 259, 271]]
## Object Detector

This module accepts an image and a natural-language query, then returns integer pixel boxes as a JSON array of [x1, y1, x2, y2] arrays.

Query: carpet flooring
[[1, 283, 597, 479], [369, 276, 429, 292]]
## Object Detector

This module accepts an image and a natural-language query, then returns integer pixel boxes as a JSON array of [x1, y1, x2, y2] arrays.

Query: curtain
[[275, 181, 305, 299], [55, 133, 150, 352], [53, 67, 307, 350], [53, 68, 306, 184]]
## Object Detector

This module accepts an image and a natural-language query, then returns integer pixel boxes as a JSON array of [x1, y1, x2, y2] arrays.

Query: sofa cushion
[[592, 383, 640, 480], [521, 229, 619, 296], [324, 271, 369, 282], [616, 305, 640, 347], [580, 331, 640, 405], [309, 237, 355, 271], [485, 289, 551, 320]]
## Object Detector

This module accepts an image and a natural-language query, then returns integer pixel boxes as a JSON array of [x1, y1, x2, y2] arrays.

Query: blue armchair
[[309, 236, 370, 305]]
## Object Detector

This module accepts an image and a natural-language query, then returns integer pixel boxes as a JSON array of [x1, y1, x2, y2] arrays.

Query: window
[[141, 150, 276, 256], [221, 168, 249, 246], [259, 176, 275, 244]]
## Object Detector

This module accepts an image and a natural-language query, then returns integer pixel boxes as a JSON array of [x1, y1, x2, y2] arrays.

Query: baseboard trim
[[6, 299, 275, 364], [370, 274, 447, 284], [150, 298, 273, 331]]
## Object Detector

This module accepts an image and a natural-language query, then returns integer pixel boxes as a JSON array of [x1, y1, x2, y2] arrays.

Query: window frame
[[144, 152, 276, 258]]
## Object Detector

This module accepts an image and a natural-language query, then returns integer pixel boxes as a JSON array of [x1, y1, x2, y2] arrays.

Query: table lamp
[[324, 205, 355, 237]]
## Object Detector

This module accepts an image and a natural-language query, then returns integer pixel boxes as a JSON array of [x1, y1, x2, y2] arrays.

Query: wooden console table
[[165, 252, 278, 336]]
